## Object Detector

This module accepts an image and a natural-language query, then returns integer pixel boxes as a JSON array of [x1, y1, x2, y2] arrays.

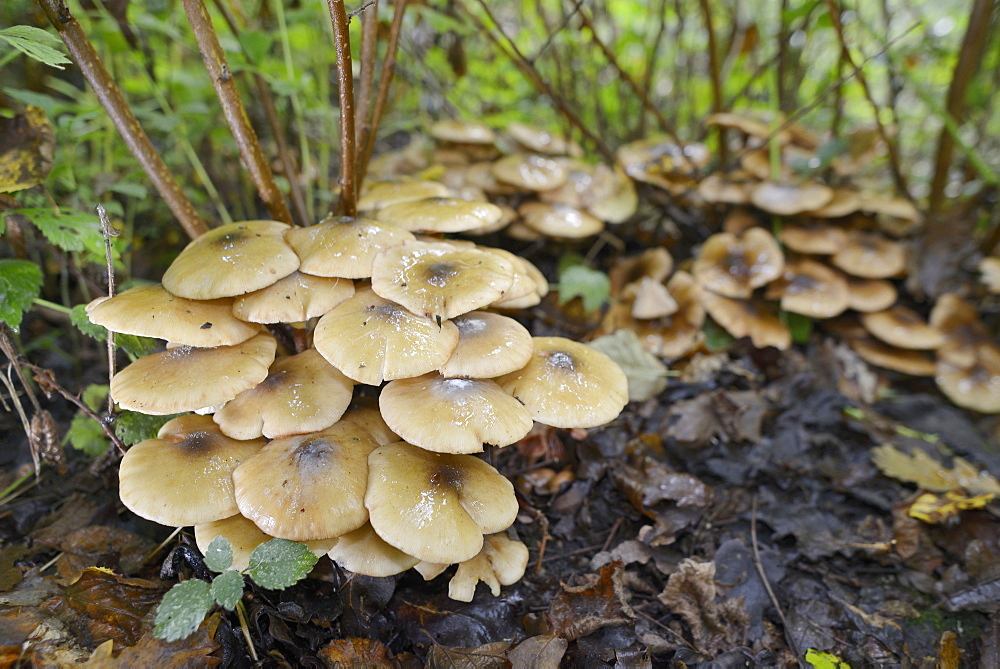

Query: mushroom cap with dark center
[[213, 349, 354, 440], [496, 336, 628, 428], [699, 291, 791, 350], [439, 312, 533, 378], [860, 306, 944, 350], [110, 332, 277, 415], [313, 287, 459, 385], [830, 231, 906, 279], [162, 221, 299, 300], [232, 272, 355, 324], [609, 248, 674, 296], [233, 422, 380, 541], [365, 441, 518, 564], [371, 241, 515, 321], [692, 228, 784, 298], [936, 345, 1000, 413], [766, 258, 849, 319], [284, 215, 415, 280], [119, 415, 265, 527], [85, 284, 260, 347], [379, 373, 533, 453]]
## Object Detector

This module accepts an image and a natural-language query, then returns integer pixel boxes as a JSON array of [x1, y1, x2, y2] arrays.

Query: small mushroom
[[845, 277, 897, 313], [491, 153, 568, 191], [765, 258, 849, 319], [692, 228, 784, 299], [936, 345, 1000, 413], [609, 248, 674, 297], [699, 291, 791, 350], [284, 215, 414, 280], [860, 306, 944, 350], [444, 534, 529, 602], [778, 223, 847, 255], [374, 197, 505, 234], [439, 312, 533, 378], [506, 122, 582, 157], [930, 294, 991, 368], [430, 119, 496, 145], [850, 337, 937, 377], [232, 272, 354, 324], [358, 180, 451, 211], [750, 181, 834, 216], [518, 202, 604, 239], [830, 231, 906, 279], [327, 523, 420, 577]]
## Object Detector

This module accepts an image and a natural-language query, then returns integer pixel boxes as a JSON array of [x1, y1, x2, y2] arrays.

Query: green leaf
[[81, 384, 109, 411], [783, 311, 813, 345], [114, 410, 180, 446], [703, 317, 735, 352], [70, 304, 156, 358], [15, 208, 104, 255], [203, 536, 234, 573], [0, 259, 43, 332], [805, 648, 850, 669], [153, 579, 213, 642], [0, 26, 71, 70], [210, 571, 244, 611], [66, 413, 107, 457], [557, 264, 610, 313], [587, 329, 672, 402], [247, 539, 318, 590], [237, 30, 273, 65]]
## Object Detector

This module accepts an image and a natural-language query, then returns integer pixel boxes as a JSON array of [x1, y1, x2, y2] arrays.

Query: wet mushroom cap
[[439, 312, 534, 378], [699, 292, 791, 350], [365, 441, 518, 564], [692, 228, 784, 299], [491, 153, 568, 191], [373, 197, 505, 234], [110, 332, 277, 415], [213, 349, 354, 440], [371, 241, 515, 321], [850, 337, 937, 377], [506, 122, 583, 157], [768, 258, 849, 319], [609, 248, 674, 296], [284, 215, 415, 280], [313, 287, 459, 385], [162, 221, 299, 300], [430, 119, 496, 145], [195, 514, 337, 572], [232, 422, 380, 541], [518, 202, 604, 239], [358, 180, 451, 211], [830, 231, 906, 279], [845, 277, 897, 313], [232, 272, 355, 324], [750, 181, 834, 216], [379, 373, 533, 453], [327, 523, 420, 577], [860, 306, 944, 350], [936, 345, 1000, 413], [340, 400, 401, 446], [119, 415, 265, 527], [496, 336, 628, 428], [85, 284, 261, 347]]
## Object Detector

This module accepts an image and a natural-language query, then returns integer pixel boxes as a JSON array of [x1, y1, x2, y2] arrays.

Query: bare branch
[[327, 0, 358, 216]]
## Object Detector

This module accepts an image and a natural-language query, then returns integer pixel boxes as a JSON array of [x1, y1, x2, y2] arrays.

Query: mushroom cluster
[[92, 218, 628, 600]]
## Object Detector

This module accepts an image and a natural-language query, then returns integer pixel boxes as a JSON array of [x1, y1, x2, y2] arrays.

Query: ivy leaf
[[210, 571, 244, 611], [66, 413, 107, 457], [247, 539, 318, 590], [153, 579, 213, 642], [0, 26, 71, 70], [557, 264, 609, 313], [70, 304, 156, 358], [203, 536, 234, 573], [0, 259, 43, 332], [114, 410, 180, 446]]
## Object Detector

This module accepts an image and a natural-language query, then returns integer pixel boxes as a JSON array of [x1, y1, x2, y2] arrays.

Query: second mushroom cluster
[[90, 217, 628, 600]]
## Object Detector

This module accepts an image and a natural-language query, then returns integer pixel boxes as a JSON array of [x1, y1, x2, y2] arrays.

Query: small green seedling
[[153, 536, 318, 642]]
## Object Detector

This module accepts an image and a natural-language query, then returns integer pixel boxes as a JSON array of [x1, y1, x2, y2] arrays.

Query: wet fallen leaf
[[507, 634, 567, 669], [426, 640, 511, 668], [319, 637, 393, 667], [0, 106, 55, 193], [107, 612, 222, 667], [587, 329, 670, 402], [908, 491, 994, 524], [871, 444, 1000, 495], [657, 558, 749, 656], [56, 525, 156, 580], [545, 561, 634, 641], [665, 390, 766, 448]]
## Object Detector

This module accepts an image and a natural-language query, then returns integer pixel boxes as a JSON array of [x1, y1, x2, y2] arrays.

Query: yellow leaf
[[871, 444, 1000, 496], [805, 648, 851, 668], [908, 490, 994, 524]]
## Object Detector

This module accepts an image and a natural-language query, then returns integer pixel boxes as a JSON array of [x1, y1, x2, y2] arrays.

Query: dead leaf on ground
[[319, 637, 393, 667], [94, 613, 221, 667], [545, 561, 634, 641], [908, 491, 994, 525], [587, 329, 670, 402], [425, 640, 512, 668], [665, 390, 767, 448], [872, 444, 1000, 496], [0, 106, 55, 193], [658, 558, 749, 657], [30, 494, 101, 548], [56, 525, 156, 581], [507, 634, 567, 669]]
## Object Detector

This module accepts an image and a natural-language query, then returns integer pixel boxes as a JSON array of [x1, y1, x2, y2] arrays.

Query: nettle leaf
[[557, 264, 610, 313], [114, 411, 180, 446], [0, 259, 43, 332], [66, 412, 107, 457], [70, 304, 156, 358], [153, 579, 213, 642], [16, 208, 105, 255], [203, 536, 234, 573], [247, 539, 318, 590], [210, 571, 244, 611], [0, 26, 71, 70]]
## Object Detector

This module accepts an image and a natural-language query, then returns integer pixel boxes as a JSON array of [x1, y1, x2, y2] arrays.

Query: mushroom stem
[[327, 0, 358, 217]]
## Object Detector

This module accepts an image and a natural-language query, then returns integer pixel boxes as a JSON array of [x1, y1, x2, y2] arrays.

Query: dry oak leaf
[[545, 561, 635, 640], [658, 558, 749, 656]]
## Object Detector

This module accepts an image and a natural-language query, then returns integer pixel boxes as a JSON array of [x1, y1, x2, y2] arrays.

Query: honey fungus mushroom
[[692, 228, 784, 299]]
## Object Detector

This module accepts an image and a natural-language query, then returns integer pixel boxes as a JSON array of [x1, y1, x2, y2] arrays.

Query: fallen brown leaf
[[545, 561, 634, 641], [658, 558, 749, 656]]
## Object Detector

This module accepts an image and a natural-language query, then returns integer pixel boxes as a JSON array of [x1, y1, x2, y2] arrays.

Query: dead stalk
[[696, 0, 726, 166], [355, 1, 379, 153], [327, 0, 358, 217], [96, 205, 117, 416], [35, 0, 209, 240]]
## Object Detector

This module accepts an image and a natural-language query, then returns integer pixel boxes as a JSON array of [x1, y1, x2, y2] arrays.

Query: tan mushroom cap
[[195, 514, 337, 572], [313, 287, 459, 385], [936, 345, 1000, 413], [700, 292, 791, 350], [979, 257, 1000, 294], [365, 441, 518, 564], [285, 215, 415, 280], [492, 255, 549, 309], [538, 159, 596, 210], [492, 153, 568, 191], [371, 241, 515, 321], [379, 373, 533, 453], [507, 122, 583, 157], [162, 221, 299, 300], [584, 165, 638, 224], [340, 400, 400, 446], [750, 181, 834, 216], [111, 332, 277, 415], [930, 294, 990, 368], [697, 174, 752, 205], [693, 228, 784, 299], [85, 284, 260, 347], [233, 422, 380, 541], [374, 197, 505, 234], [779, 224, 848, 255], [119, 415, 265, 527], [845, 277, 897, 313], [766, 258, 849, 319], [439, 312, 533, 378], [830, 231, 906, 279], [616, 137, 710, 177], [232, 272, 354, 324], [627, 277, 678, 320], [859, 194, 921, 223], [327, 522, 420, 577], [602, 274, 706, 359], [518, 202, 604, 239], [609, 248, 674, 296], [706, 111, 792, 144], [804, 188, 863, 218], [497, 336, 628, 428], [850, 337, 937, 377], [213, 349, 354, 440], [860, 306, 944, 350], [447, 534, 530, 602], [430, 119, 497, 145], [358, 180, 452, 211]]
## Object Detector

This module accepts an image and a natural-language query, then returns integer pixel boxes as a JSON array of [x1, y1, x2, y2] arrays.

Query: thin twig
[[751, 494, 801, 663], [822, 0, 909, 198], [35, 0, 209, 240], [327, 0, 358, 217], [0, 369, 36, 474], [96, 205, 117, 416], [26, 364, 126, 455], [358, 0, 409, 187], [696, 0, 726, 166], [355, 0, 379, 153], [183, 0, 293, 225]]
